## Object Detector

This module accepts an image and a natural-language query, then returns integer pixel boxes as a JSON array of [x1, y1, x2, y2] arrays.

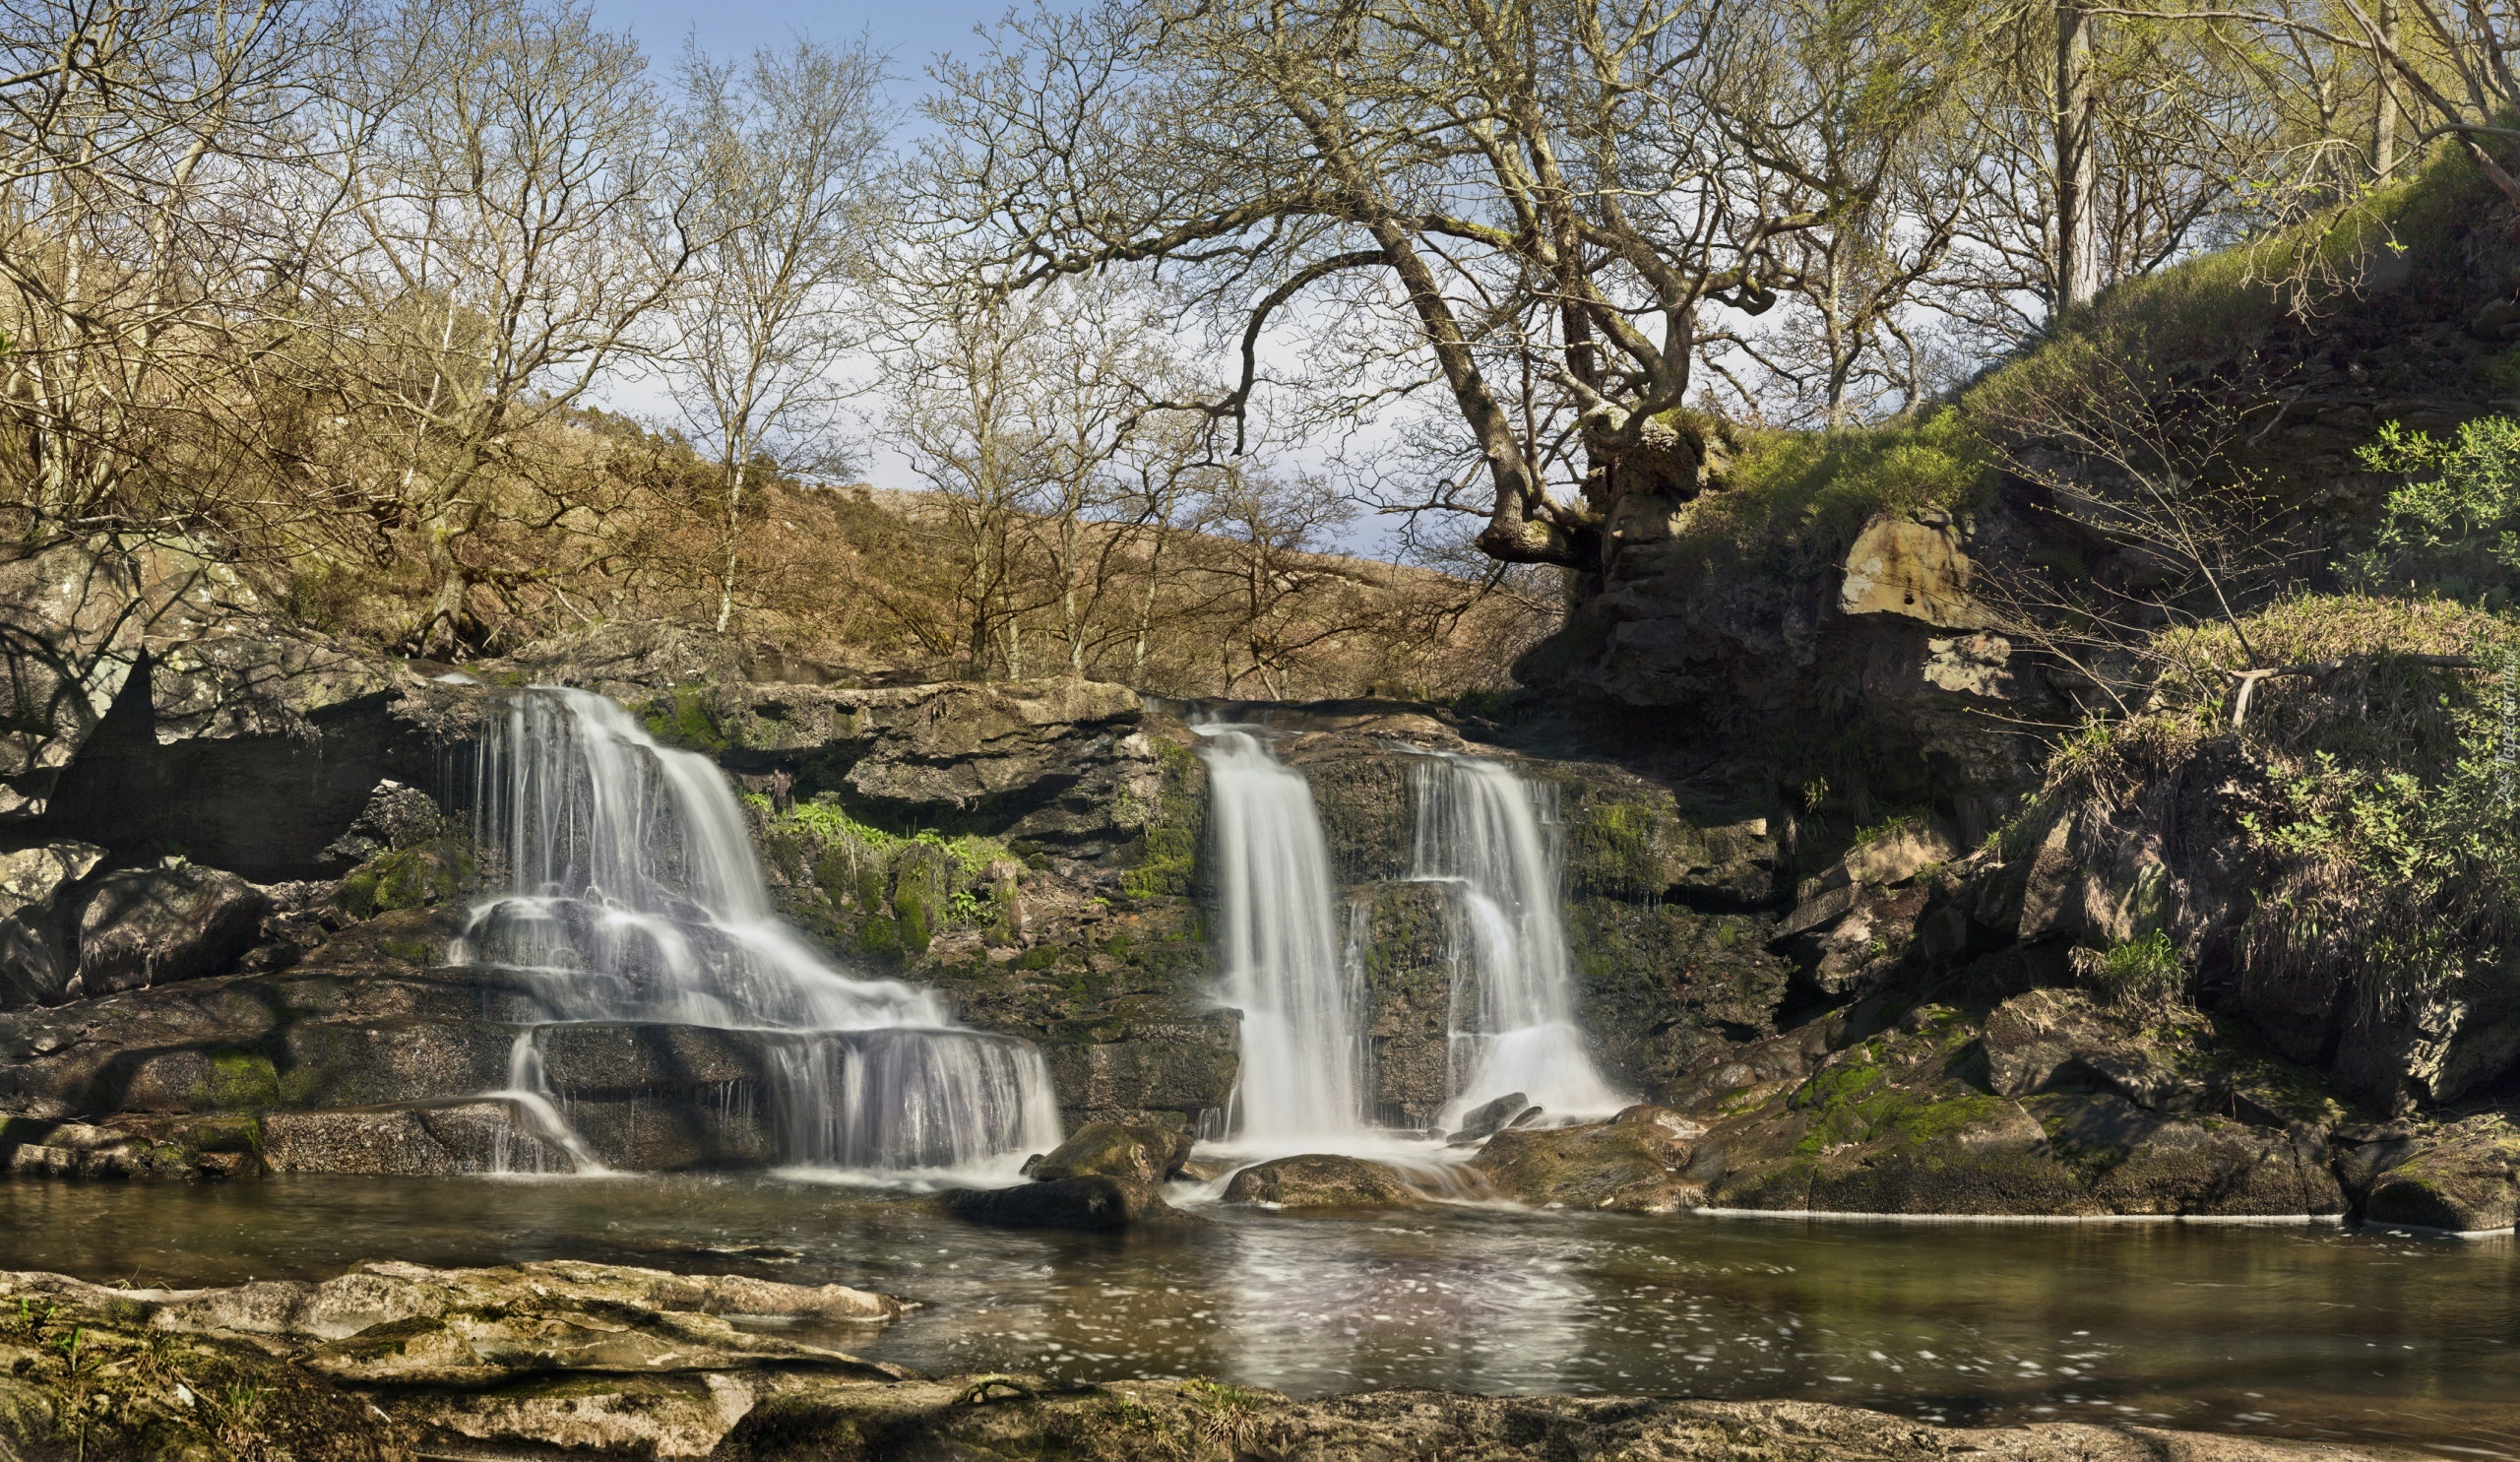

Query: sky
[[582, 0, 1418, 561], [588, 0, 1016, 95]]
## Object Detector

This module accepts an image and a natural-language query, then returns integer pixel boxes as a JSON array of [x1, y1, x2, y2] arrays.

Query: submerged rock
[[1221, 1154, 1424, 1208], [941, 1175, 1190, 1231], [1028, 1120, 1194, 1183], [1472, 1120, 1701, 1212]]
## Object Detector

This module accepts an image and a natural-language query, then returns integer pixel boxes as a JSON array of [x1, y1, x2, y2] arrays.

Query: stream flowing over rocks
[[0, 533, 2516, 1455]]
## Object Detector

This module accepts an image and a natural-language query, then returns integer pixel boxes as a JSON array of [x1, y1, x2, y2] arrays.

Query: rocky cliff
[[0, 526, 2511, 1234]]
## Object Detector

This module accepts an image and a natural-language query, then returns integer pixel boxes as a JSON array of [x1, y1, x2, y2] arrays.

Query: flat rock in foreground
[[0, 1262, 2436, 1461]]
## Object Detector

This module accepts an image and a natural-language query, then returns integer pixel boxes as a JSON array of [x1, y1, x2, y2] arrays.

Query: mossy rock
[[1120, 739, 1207, 901], [339, 837, 476, 920], [1472, 1121, 1701, 1212]]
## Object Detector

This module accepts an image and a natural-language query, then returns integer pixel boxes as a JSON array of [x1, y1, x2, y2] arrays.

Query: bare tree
[[666, 32, 888, 635], [313, 0, 690, 654], [0, 0, 331, 539], [917, 0, 1965, 571], [1968, 343, 2310, 717]]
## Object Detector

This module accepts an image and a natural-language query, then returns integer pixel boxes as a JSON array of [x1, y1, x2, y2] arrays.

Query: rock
[[0, 1260, 2431, 1462], [1612, 1104, 1706, 1140], [1839, 516, 1991, 629], [1221, 1154, 1425, 1208], [2360, 1116, 2520, 1232], [1447, 1091, 1534, 1143], [1983, 987, 2144, 1098], [2033, 1094, 2343, 1217], [942, 1175, 1190, 1231], [0, 839, 104, 1006], [1029, 1120, 1194, 1183], [1472, 1121, 1701, 1212], [1840, 819, 1962, 888], [72, 860, 270, 996], [319, 779, 446, 870], [0, 840, 105, 917]]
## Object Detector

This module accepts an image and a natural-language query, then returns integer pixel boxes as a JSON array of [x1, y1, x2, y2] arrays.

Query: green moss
[[1683, 407, 1993, 566], [642, 688, 726, 753], [195, 1049, 280, 1112], [1790, 1046, 2003, 1156], [1121, 740, 1205, 901], [339, 838, 474, 920]]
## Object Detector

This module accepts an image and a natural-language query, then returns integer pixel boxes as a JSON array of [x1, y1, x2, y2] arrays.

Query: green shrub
[[2346, 415, 2520, 606], [2081, 930, 2188, 1015]]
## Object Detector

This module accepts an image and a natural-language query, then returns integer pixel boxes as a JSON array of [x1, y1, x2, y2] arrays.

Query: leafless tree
[[311, 0, 692, 654], [665, 32, 889, 634], [0, 0, 334, 539], [916, 0, 1966, 570]]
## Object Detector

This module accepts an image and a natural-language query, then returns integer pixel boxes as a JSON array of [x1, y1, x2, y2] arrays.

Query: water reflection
[[0, 1177, 2509, 1453]]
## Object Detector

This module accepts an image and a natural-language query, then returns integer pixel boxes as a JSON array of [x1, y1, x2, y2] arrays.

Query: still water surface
[[0, 1176, 2511, 1455]]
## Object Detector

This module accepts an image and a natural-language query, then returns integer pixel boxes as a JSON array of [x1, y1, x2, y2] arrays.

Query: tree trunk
[[2373, 0, 2400, 179], [716, 456, 747, 634], [2054, 0, 2101, 312]]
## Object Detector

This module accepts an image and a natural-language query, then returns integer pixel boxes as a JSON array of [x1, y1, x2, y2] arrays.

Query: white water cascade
[[1412, 754, 1627, 1128], [453, 687, 1063, 1173], [1196, 727, 1367, 1143]]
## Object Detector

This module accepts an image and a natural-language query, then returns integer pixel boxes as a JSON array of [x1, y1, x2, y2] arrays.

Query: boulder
[[0, 839, 103, 1006], [1221, 1154, 1425, 1209], [72, 860, 270, 996], [2360, 1117, 2520, 1233], [1447, 1091, 1535, 1144], [2033, 1094, 2344, 1217], [1472, 1121, 1701, 1212], [942, 1175, 1189, 1231], [1029, 1120, 1194, 1183]]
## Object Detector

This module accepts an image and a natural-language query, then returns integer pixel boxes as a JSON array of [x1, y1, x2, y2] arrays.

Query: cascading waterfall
[[1411, 754, 1627, 1128], [1196, 727, 1366, 1142], [452, 687, 1063, 1173]]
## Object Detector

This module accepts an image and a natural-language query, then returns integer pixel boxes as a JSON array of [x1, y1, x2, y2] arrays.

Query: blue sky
[[588, 0, 1017, 88]]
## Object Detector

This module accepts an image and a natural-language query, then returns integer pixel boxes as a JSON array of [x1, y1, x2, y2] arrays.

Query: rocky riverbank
[[0, 1258, 2439, 1462]]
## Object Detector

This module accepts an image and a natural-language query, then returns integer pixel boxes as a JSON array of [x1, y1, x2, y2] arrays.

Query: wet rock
[[1447, 1091, 1535, 1144], [262, 1105, 537, 1176], [1221, 1154, 1425, 1208], [2032, 1094, 2344, 1217], [1029, 1120, 1194, 1183], [318, 779, 445, 870], [942, 1175, 1190, 1231], [72, 861, 270, 996], [2360, 1115, 2520, 1232], [1472, 1121, 1701, 1212]]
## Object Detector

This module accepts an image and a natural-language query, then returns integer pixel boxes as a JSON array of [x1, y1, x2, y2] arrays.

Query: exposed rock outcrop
[[0, 1260, 2436, 1462], [1220, 1153, 1425, 1208]]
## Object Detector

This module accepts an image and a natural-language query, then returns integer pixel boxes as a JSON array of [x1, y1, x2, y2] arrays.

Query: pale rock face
[[1838, 516, 1992, 629], [0, 843, 104, 919]]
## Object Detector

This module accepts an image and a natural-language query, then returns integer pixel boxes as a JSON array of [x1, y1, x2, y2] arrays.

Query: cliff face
[[0, 521, 2511, 1233], [0, 561, 1791, 1169]]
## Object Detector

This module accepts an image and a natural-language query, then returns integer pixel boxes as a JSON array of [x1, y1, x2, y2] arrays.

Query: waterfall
[[453, 687, 1063, 1173], [1197, 727, 1366, 1142], [1411, 754, 1627, 1127]]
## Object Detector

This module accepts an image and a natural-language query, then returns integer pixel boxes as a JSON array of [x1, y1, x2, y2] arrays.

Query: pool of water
[[0, 1176, 2511, 1455]]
